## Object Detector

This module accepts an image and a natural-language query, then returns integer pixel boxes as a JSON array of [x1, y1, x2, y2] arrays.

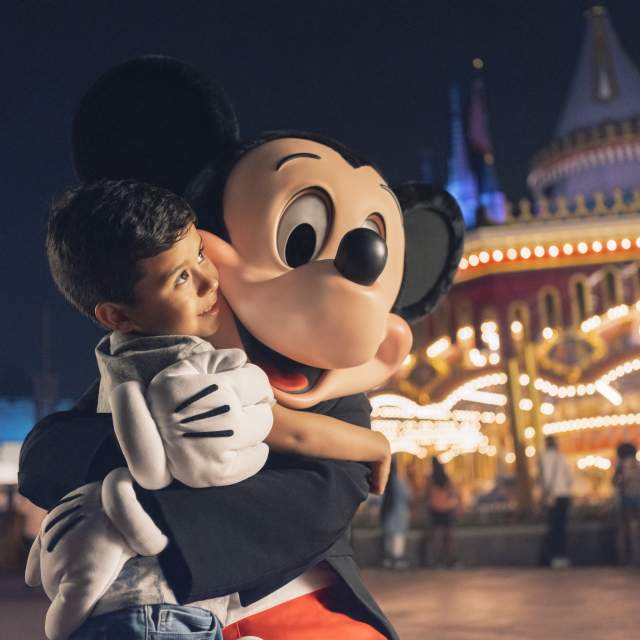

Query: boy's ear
[[391, 183, 465, 323], [94, 303, 138, 333]]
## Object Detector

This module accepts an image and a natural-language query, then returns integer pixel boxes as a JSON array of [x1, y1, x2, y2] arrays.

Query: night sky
[[3, 0, 640, 399]]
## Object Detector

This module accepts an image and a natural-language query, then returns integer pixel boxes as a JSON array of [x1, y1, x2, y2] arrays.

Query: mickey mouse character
[[19, 57, 463, 640]]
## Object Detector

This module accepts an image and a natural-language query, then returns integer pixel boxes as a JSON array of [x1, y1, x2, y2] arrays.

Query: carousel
[[372, 5, 640, 511]]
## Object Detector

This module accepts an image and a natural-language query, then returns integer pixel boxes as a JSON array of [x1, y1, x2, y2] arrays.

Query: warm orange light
[[592, 240, 603, 253], [511, 320, 524, 335], [492, 249, 504, 262], [562, 243, 573, 255], [548, 245, 559, 258], [457, 325, 474, 342], [520, 247, 531, 259], [479, 251, 490, 264], [459, 257, 469, 270], [469, 254, 479, 267], [578, 242, 588, 254], [606, 239, 617, 251], [507, 248, 518, 260], [534, 245, 545, 257]]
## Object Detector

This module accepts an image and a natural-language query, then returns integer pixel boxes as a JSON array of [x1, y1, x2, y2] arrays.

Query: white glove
[[25, 475, 167, 640], [111, 348, 274, 489]]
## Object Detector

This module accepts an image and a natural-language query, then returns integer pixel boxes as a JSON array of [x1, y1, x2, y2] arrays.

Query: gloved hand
[[25, 476, 167, 640], [111, 348, 274, 489]]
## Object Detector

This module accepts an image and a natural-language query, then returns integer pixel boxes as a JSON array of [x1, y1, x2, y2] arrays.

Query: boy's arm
[[268, 403, 391, 495]]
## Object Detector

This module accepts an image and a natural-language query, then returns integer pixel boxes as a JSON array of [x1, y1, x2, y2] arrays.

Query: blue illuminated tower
[[446, 84, 479, 228], [468, 79, 507, 224]]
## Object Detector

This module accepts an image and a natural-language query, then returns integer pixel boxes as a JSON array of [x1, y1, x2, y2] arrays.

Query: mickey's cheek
[[200, 230, 241, 269], [224, 267, 392, 369]]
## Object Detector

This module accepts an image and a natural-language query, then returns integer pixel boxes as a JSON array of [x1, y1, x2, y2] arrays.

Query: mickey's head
[[73, 56, 464, 408]]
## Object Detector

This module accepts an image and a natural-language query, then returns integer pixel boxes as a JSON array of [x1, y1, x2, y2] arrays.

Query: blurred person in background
[[613, 442, 640, 564], [426, 456, 459, 568], [539, 435, 573, 568], [380, 456, 412, 569]]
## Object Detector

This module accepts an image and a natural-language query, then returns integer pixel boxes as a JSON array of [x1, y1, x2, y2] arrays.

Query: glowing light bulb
[[592, 240, 603, 253], [563, 243, 574, 255], [548, 245, 559, 258], [534, 245, 545, 258], [519, 398, 533, 411], [459, 257, 469, 270], [520, 247, 531, 259], [511, 320, 523, 335], [507, 248, 518, 260], [505, 452, 516, 464], [426, 336, 451, 359], [519, 373, 530, 386], [492, 249, 504, 262], [606, 239, 617, 251], [577, 242, 588, 254], [469, 254, 479, 267], [542, 327, 554, 340], [541, 402, 554, 415]]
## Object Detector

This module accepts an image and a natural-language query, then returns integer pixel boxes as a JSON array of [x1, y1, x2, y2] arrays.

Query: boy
[[35, 179, 390, 639]]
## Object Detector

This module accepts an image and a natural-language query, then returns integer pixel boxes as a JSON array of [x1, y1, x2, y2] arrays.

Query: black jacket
[[18, 384, 397, 639]]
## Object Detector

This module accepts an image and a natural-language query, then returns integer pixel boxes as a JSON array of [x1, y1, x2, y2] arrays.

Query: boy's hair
[[47, 179, 197, 320]]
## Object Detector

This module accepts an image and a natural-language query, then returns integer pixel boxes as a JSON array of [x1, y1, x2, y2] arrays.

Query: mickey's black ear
[[72, 56, 239, 195], [392, 183, 464, 323]]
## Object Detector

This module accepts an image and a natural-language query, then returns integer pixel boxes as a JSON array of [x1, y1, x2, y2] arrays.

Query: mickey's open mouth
[[236, 322, 325, 394]]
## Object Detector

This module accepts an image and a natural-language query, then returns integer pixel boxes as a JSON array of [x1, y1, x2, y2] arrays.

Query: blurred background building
[[373, 4, 640, 516]]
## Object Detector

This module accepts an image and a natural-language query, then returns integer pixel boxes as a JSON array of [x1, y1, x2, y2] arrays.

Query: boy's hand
[[368, 433, 391, 495]]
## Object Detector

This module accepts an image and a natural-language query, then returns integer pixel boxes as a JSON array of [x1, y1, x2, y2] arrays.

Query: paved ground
[[363, 568, 640, 640], [1, 568, 638, 639]]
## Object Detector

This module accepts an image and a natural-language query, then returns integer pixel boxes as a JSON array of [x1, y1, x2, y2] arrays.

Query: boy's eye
[[198, 249, 206, 263], [176, 270, 189, 285]]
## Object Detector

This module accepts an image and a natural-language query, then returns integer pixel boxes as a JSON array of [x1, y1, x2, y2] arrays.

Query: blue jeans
[[68, 604, 222, 640]]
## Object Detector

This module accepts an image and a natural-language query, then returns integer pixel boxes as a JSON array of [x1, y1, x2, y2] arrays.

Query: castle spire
[[528, 5, 640, 201], [446, 84, 478, 228], [555, 4, 640, 137], [468, 77, 506, 224]]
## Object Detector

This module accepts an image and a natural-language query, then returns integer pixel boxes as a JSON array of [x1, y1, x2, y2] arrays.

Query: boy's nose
[[198, 270, 219, 295]]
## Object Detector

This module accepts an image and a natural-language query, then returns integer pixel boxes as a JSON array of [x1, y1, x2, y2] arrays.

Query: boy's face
[[125, 224, 221, 337]]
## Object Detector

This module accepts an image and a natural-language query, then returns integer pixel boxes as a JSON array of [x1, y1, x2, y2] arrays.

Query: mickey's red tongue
[[257, 360, 310, 392]]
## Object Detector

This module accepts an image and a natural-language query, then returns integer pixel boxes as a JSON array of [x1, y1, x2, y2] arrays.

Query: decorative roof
[[556, 5, 640, 137]]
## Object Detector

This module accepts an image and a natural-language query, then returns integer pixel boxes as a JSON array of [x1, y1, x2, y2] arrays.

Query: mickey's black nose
[[334, 228, 388, 286]]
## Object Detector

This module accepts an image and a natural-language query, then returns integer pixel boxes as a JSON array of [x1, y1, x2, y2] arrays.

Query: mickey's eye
[[276, 191, 331, 268], [362, 213, 386, 239]]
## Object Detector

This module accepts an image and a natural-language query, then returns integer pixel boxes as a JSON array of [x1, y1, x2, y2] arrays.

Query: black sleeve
[[18, 387, 372, 603], [18, 382, 126, 509]]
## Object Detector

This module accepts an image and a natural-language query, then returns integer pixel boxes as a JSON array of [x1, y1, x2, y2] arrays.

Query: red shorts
[[222, 587, 386, 640]]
